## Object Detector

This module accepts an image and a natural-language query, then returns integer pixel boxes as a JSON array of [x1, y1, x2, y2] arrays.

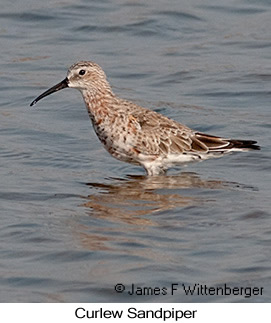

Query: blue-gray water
[[0, 0, 270, 302]]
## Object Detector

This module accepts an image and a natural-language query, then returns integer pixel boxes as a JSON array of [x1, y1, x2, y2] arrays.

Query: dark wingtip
[[230, 139, 261, 150], [248, 144, 261, 150], [250, 141, 261, 150], [251, 144, 261, 150], [195, 133, 261, 152]]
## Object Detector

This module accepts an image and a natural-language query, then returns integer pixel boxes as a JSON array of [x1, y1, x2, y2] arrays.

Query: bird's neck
[[81, 87, 116, 122]]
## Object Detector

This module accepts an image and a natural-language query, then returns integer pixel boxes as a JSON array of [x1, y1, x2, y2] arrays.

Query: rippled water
[[0, 0, 270, 302]]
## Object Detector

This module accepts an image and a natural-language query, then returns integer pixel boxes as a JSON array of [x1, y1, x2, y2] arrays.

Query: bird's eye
[[79, 69, 86, 76]]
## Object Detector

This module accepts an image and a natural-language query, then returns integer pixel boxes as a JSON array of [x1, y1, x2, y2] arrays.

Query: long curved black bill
[[30, 78, 69, 106]]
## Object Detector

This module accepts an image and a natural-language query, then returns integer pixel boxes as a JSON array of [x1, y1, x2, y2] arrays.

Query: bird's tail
[[194, 132, 260, 152], [226, 139, 260, 150]]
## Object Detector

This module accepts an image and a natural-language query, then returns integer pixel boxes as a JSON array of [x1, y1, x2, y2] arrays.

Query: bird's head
[[30, 61, 112, 106]]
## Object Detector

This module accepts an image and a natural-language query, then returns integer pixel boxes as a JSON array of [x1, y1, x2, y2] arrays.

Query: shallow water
[[0, 0, 270, 302]]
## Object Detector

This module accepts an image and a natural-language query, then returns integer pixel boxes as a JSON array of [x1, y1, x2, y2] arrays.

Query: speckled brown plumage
[[30, 61, 260, 175]]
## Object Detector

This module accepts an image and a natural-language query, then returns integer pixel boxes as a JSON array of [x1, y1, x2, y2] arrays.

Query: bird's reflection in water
[[82, 172, 235, 222], [73, 172, 254, 253]]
